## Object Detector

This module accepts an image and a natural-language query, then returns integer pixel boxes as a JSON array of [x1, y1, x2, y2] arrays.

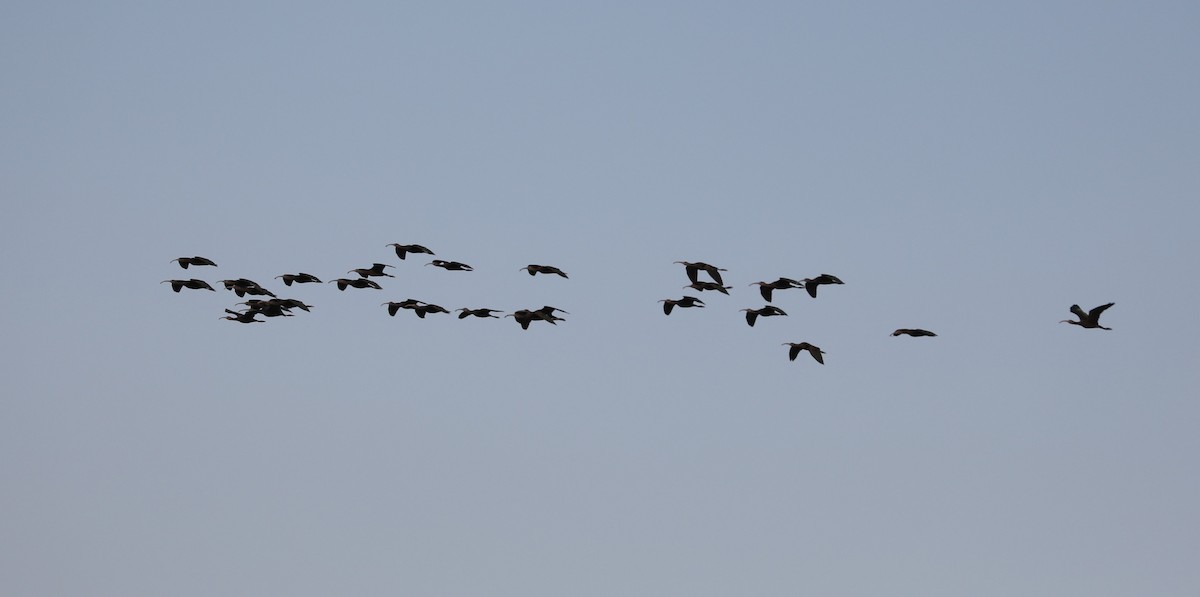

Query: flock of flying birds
[[163, 246, 1116, 365]]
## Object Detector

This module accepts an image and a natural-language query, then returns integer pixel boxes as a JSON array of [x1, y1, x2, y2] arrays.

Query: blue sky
[[3, 2, 1199, 595]]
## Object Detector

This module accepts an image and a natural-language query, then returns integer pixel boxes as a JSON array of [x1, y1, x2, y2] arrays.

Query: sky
[[2, 2, 1199, 595]]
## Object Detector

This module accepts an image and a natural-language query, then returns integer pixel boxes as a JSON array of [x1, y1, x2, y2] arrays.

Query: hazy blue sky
[[3, 2, 1198, 595]]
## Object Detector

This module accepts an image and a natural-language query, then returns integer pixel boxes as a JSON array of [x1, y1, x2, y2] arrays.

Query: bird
[[674, 261, 727, 285], [171, 256, 217, 269], [748, 278, 804, 302], [506, 309, 558, 330], [218, 279, 276, 298], [161, 279, 215, 292], [800, 274, 844, 298], [387, 243, 435, 260], [782, 342, 825, 364], [349, 263, 395, 278], [237, 300, 293, 318], [740, 305, 788, 327], [219, 309, 264, 324], [427, 260, 473, 271], [329, 278, 382, 291], [659, 296, 705, 315], [382, 299, 423, 316], [274, 298, 313, 312], [457, 308, 503, 319], [684, 281, 732, 295], [275, 273, 322, 286], [412, 303, 450, 318], [1061, 303, 1115, 330], [520, 264, 569, 278], [892, 328, 937, 337]]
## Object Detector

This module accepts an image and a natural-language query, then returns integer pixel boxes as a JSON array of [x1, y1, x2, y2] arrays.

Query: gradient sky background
[[3, 2, 1199, 595]]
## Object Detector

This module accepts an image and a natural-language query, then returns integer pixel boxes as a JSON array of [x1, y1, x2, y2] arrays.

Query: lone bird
[[740, 305, 788, 327], [162, 279, 215, 292], [748, 278, 804, 302], [387, 243, 435, 260], [675, 261, 727, 285], [1061, 303, 1115, 330], [659, 296, 705, 315], [684, 281, 732, 295], [382, 299, 423, 316], [892, 328, 937, 337], [506, 309, 559, 330], [220, 309, 263, 324], [329, 278, 382, 291], [427, 260, 473, 271], [783, 342, 825, 364], [520, 264, 569, 278], [349, 263, 395, 278], [171, 256, 217, 269], [800, 274, 844, 298], [457, 308, 503, 319], [275, 273, 322, 286]]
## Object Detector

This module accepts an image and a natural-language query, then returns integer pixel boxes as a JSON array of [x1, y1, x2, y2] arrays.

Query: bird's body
[[412, 303, 450, 319], [457, 308, 503, 319], [685, 281, 732, 294], [783, 342, 825, 364], [521, 264, 569, 278], [427, 260, 473, 271], [659, 295, 705, 315], [275, 273, 322, 286], [675, 261, 727, 285], [800, 274, 844, 298], [892, 328, 937, 337], [507, 309, 559, 330], [220, 308, 263, 324], [1061, 303, 1115, 330], [387, 243, 435, 260], [349, 263, 394, 278], [749, 278, 803, 302], [382, 299, 423, 316], [740, 305, 788, 327], [171, 256, 217, 269], [162, 279, 215, 292], [237, 300, 293, 318], [330, 278, 382, 291]]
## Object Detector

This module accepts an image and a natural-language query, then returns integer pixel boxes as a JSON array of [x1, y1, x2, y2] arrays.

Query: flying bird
[[382, 299, 423, 316], [162, 279, 215, 292], [171, 256, 217, 269], [800, 274, 844, 298], [659, 296, 705, 315], [218, 279, 276, 298], [674, 261, 727, 285], [219, 309, 264, 324], [329, 278, 382, 291], [457, 308, 503, 319], [1060, 303, 1115, 330], [892, 328, 937, 337], [275, 273, 322, 286], [349, 263, 394, 278], [684, 281, 732, 295], [748, 278, 804, 302], [783, 342, 825, 364], [237, 300, 293, 318], [506, 309, 561, 330], [387, 243, 434, 260], [427, 260, 473, 271], [411, 303, 450, 319], [740, 306, 788, 327], [520, 264, 569, 278]]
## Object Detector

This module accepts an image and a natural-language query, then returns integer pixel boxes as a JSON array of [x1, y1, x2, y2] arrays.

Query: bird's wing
[[745, 311, 758, 327], [788, 345, 800, 361], [706, 266, 724, 286], [1089, 303, 1115, 318], [662, 301, 675, 315], [805, 280, 818, 298], [1069, 304, 1087, 320], [810, 348, 825, 364], [759, 285, 772, 302]]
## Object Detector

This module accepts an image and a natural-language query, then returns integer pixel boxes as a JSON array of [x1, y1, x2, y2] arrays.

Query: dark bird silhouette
[[220, 309, 263, 324], [162, 279, 215, 292], [800, 274, 844, 298], [659, 296, 705, 315], [674, 261, 727, 285], [534, 306, 569, 321], [748, 278, 804, 302], [1061, 303, 1115, 330], [387, 243, 435, 260], [412, 303, 450, 319], [349, 263, 395, 278], [275, 298, 313, 312], [275, 273, 322, 286], [457, 308, 503, 319], [218, 279, 276, 298], [740, 305, 788, 327], [237, 300, 293, 318], [329, 278, 382, 291], [382, 299, 423, 316], [520, 264, 569, 278], [684, 281, 732, 295], [427, 260, 473, 271], [892, 328, 937, 337], [506, 309, 559, 330], [783, 342, 825, 364], [171, 256, 217, 269]]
